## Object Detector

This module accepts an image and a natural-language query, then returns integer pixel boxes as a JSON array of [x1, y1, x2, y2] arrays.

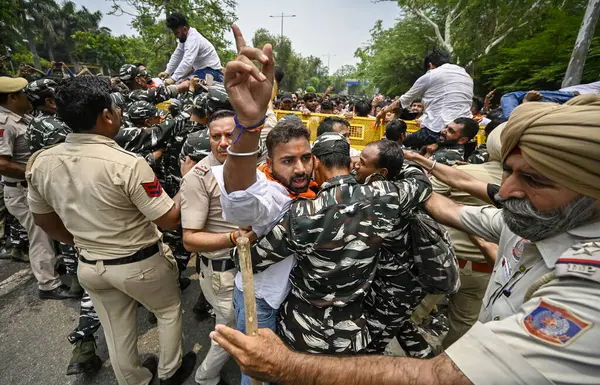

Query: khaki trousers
[[0, 185, 6, 242], [411, 263, 491, 349], [4, 185, 60, 290], [195, 259, 236, 385], [78, 243, 182, 385]]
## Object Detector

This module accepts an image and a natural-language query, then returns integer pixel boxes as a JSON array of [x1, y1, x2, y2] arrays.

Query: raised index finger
[[232, 24, 247, 54]]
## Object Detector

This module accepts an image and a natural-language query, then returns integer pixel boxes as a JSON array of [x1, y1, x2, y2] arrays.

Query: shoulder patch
[[141, 176, 163, 197], [523, 299, 591, 347], [193, 164, 209, 176], [555, 241, 600, 283]]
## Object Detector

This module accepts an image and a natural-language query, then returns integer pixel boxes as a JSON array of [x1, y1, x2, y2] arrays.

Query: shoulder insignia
[[555, 241, 600, 283], [141, 176, 163, 197], [0, 129, 4, 137], [193, 164, 210, 176], [523, 299, 591, 347]]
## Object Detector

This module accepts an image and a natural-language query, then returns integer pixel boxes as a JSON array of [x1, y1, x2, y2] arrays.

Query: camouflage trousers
[[5, 213, 29, 249], [278, 293, 372, 354], [364, 276, 434, 358], [67, 290, 101, 344], [58, 242, 78, 275]]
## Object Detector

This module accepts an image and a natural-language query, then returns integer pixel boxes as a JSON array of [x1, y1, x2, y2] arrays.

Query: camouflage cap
[[280, 113, 302, 123], [110, 92, 125, 108], [181, 128, 211, 162], [24, 79, 58, 101], [119, 64, 139, 81], [312, 132, 350, 157], [206, 83, 232, 112], [192, 93, 208, 111], [128, 101, 159, 121]]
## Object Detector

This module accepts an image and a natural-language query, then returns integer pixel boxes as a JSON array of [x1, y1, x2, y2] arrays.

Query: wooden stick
[[236, 237, 262, 385]]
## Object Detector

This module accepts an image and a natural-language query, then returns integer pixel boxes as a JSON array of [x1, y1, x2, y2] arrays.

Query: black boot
[[142, 355, 158, 383], [66, 337, 103, 375], [69, 275, 84, 297], [192, 292, 213, 321], [159, 351, 197, 385]]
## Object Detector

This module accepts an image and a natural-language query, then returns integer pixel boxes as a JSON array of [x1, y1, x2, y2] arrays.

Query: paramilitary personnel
[[27, 75, 197, 385], [424, 117, 479, 166]]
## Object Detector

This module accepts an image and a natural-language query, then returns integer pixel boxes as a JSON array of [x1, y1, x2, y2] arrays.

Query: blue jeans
[[189, 67, 224, 82], [403, 126, 441, 149], [500, 90, 575, 118], [233, 286, 277, 385]]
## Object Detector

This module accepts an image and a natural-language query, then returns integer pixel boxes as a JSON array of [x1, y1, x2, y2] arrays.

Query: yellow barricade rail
[[275, 110, 486, 150]]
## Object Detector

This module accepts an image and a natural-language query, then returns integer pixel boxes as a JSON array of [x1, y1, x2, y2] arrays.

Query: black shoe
[[159, 351, 197, 385], [66, 337, 103, 375], [179, 277, 191, 291], [11, 248, 29, 263], [148, 311, 157, 324], [39, 284, 80, 300], [0, 246, 11, 259], [192, 294, 212, 321], [142, 355, 158, 384], [69, 275, 84, 297]]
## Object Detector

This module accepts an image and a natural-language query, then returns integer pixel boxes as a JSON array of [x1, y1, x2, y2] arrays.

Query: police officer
[[118, 64, 189, 110], [0, 77, 73, 299], [424, 117, 479, 166], [26, 76, 196, 385], [180, 109, 250, 385]]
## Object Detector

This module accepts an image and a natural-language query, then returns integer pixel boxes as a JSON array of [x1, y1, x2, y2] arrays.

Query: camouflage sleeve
[[129, 85, 178, 104], [43, 124, 70, 147], [114, 127, 149, 153], [392, 164, 433, 214], [468, 149, 489, 164], [431, 148, 464, 166], [249, 211, 295, 273]]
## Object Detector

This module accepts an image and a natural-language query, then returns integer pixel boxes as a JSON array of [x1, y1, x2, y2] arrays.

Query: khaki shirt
[[431, 161, 502, 263], [446, 205, 600, 384], [180, 153, 237, 259], [0, 106, 32, 182], [26, 133, 174, 261]]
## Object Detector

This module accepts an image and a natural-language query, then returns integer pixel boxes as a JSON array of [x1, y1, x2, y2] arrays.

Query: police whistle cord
[[237, 236, 263, 385]]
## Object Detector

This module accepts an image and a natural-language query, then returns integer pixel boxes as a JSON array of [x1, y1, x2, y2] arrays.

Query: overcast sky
[[73, 0, 400, 73]]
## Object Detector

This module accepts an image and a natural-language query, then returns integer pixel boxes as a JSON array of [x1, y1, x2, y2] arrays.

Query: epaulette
[[555, 241, 600, 284], [193, 164, 210, 177]]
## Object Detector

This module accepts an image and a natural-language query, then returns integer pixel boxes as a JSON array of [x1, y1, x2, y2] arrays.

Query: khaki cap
[[0, 77, 28, 93]]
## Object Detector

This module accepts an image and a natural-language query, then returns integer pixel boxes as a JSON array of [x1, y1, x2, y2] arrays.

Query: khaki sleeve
[[0, 120, 16, 157], [127, 156, 174, 221], [446, 279, 600, 385], [459, 205, 504, 243], [180, 169, 210, 230], [26, 167, 53, 214], [430, 175, 451, 195]]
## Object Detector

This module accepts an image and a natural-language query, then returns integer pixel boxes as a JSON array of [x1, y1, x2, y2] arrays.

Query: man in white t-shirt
[[158, 13, 223, 85], [400, 49, 474, 149]]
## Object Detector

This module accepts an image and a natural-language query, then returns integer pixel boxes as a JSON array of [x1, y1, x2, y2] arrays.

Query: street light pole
[[322, 53, 336, 73], [269, 13, 297, 37]]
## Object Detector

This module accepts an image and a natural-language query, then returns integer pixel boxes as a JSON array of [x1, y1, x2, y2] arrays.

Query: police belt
[[200, 255, 235, 272], [3, 181, 27, 188], [78, 243, 160, 265]]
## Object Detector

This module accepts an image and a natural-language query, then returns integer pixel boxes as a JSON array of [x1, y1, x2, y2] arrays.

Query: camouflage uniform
[[467, 144, 489, 164], [249, 133, 433, 354], [24, 79, 102, 372], [431, 144, 465, 166], [118, 64, 180, 111]]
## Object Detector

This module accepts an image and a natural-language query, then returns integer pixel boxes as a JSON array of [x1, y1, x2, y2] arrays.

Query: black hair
[[318, 152, 351, 170], [317, 116, 350, 137], [135, 63, 146, 67], [472, 96, 484, 113], [354, 99, 371, 117], [320, 99, 334, 111], [209, 109, 235, 124], [484, 117, 508, 137], [266, 119, 310, 158], [31, 90, 55, 110], [369, 140, 404, 180], [0, 93, 12, 105], [454, 117, 480, 141], [192, 107, 206, 119], [410, 98, 422, 105], [385, 119, 408, 142], [303, 92, 316, 102], [424, 48, 451, 72], [166, 12, 189, 29], [55, 76, 112, 133], [274, 66, 285, 84]]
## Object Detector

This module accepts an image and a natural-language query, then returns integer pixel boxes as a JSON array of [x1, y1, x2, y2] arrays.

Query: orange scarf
[[258, 164, 318, 199]]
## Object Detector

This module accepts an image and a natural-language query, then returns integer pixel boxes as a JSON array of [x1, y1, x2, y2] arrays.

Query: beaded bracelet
[[231, 114, 266, 144]]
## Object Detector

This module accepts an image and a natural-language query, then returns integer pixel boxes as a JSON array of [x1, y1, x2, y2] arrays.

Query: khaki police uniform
[[180, 153, 237, 385], [26, 133, 182, 385], [0, 105, 60, 290], [412, 162, 502, 348], [444, 205, 600, 384]]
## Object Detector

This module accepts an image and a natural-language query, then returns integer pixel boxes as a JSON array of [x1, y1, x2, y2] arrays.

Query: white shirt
[[400, 63, 474, 133], [560, 81, 600, 95], [165, 27, 222, 82], [212, 166, 295, 309]]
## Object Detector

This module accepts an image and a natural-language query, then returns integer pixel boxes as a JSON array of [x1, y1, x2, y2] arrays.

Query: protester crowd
[[0, 11, 599, 385]]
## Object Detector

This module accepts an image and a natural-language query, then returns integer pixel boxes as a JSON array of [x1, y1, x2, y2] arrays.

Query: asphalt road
[[0, 260, 241, 385]]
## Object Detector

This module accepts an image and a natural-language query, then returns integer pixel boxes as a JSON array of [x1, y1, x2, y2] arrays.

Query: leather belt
[[458, 259, 494, 274], [79, 243, 160, 265], [4, 181, 28, 188], [201, 256, 235, 272]]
